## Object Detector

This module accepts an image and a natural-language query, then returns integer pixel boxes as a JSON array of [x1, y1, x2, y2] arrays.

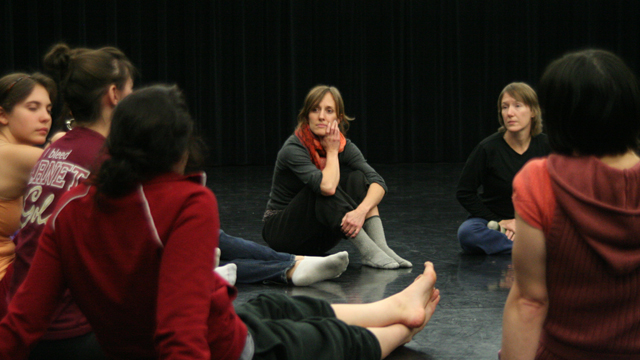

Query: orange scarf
[[294, 124, 346, 170]]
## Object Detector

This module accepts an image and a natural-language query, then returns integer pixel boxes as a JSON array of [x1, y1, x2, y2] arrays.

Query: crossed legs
[[237, 261, 440, 360]]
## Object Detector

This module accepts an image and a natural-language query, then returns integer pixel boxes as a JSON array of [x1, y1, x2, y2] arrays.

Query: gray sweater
[[266, 135, 387, 210]]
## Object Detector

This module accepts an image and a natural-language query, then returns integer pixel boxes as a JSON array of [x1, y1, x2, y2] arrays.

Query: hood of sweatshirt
[[547, 154, 640, 275]]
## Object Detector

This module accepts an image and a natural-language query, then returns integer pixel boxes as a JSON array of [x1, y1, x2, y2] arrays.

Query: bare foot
[[407, 288, 440, 341], [388, 261, 438, 328]]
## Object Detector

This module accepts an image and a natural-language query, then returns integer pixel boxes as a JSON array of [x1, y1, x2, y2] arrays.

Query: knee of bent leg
[[457, 221, 481, 252]]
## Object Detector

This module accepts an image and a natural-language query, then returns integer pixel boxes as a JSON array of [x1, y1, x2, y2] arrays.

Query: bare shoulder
[[0, 143, 43, 195], [0, 143, 43, 169]]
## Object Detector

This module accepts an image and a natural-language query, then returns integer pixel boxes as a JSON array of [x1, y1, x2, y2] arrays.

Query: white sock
[[214, 263, 237, 286], [349, 230, 399, 269], [363, 216, 412, 268], [291, 251, 350, 286]]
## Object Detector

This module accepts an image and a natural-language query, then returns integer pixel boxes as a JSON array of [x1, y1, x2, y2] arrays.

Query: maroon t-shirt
[[10, 127, 106, 340]]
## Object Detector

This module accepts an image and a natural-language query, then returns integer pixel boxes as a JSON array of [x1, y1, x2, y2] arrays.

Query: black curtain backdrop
[[3, 1, 639, 165]]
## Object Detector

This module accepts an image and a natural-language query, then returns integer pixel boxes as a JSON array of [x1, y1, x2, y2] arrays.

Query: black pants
[[236, 293, 381, 360], [28, 332, 107, 360], [263, 170, 370, 255]]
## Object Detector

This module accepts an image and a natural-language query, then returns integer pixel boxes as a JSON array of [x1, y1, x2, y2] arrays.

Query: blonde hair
[[296, 85, 354, 134], [497, 82, 543, 136]]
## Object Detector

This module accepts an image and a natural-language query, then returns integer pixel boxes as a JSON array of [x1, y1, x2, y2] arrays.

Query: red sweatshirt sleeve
[[0, 223, 67, 358], [154, 190, 220, 359]]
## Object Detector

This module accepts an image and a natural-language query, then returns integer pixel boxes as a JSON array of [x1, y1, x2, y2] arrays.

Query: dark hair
[[496, 82, 543, 136], [539, 49, 640, 156], [0, 72, 57, 114], [43, 43, 137, 125], [95, 85, 202, 198], [296, 85, 354, 134]]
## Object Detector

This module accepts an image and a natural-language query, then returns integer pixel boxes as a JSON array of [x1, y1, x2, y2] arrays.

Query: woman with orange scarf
[[262, 85, 411, 269]]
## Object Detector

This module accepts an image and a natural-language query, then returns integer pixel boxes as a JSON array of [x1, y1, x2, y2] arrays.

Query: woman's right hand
[[499, 219, 516, 241], [321, 120, 341, 153]]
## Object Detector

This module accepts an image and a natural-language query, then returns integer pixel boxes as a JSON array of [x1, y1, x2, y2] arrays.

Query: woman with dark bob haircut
[[0, 85, 441, 360], [263, 85, 411, 269], [502, 49, 640, 359], [456, 82, 551, 255]]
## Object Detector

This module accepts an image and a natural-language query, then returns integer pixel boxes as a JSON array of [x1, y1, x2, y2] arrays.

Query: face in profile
[[501, 93, 533, 135], [1, 84, 52, 145], [307, 92, 339, 137]]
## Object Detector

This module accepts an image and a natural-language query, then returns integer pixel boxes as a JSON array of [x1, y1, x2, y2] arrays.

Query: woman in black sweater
[[456, 82, 550, 255]]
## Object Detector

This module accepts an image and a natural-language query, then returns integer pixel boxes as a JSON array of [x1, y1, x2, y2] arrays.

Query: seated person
[[0, 85, 440, 360], [456, 82, 550, 255], [263, 85, 410, 269], [501, 50, 640, 359], [217, 230, 348, 286], [0, 72, 56, 318]]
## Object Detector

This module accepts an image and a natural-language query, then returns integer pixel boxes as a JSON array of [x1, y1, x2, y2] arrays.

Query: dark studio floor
[[206, 163, 511, 360]]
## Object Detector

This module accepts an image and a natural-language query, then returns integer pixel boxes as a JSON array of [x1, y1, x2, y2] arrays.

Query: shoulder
[[479, 132, 503, 146], [278, 135, 304, 154], [514, 158, 549, 187], [344, 138, 356, 149], [277, 135, 312, 164], [473, 132, 504, 153], [512, 158, 554, 230], [531, 133, 549, 145], [281, 134, 301, 147], [465, 132, 502, 161], [0, 142, 44, 168], [162, 173, 216, 201], [341, 138, 360, 153]]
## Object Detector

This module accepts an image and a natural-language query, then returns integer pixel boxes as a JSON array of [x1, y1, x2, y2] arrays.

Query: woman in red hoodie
[[502, 50, 640, 359], [0, 84, 441, 360]]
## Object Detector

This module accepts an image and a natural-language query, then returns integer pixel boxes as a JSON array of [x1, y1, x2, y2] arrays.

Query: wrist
[[355, 204, 370, 215]]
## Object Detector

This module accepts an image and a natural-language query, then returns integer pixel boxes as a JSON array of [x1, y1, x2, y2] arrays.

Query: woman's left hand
[[341, 208, 367, 238]]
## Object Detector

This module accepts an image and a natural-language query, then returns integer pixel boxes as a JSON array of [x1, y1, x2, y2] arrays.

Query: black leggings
[[28, 332, 107, 360], [263, 170, 370, 255], [236, 293, 380, 360]]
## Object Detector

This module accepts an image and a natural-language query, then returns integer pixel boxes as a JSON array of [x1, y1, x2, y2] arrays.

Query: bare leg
[[332, 261, 438, 328], [368, 288, 440, 359]]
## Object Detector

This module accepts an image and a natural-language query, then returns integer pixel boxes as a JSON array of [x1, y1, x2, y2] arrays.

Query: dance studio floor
[[206, 163, 510, 360]]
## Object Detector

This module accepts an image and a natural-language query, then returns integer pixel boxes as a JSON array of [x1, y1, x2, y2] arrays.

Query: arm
[[456, 143, 502, 221], [341, 182, 385, 237], [0, 144, 43, 198], [319, 120, 341, 196], [155, 191, 219, 359], [0, 224, 66, 358], [501, 212, 548, 360]]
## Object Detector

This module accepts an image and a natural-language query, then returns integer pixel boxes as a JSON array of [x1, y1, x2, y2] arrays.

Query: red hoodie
[[0, 172, 247, 360], [513, 155, 640, 359]]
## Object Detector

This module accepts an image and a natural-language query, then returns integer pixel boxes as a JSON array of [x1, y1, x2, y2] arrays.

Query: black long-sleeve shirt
[[456, 132, 550, 221]]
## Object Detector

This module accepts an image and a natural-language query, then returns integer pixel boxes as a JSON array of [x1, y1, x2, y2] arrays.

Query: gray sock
[[349, 230, 399, 269], [363, 216, 412, 268]]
